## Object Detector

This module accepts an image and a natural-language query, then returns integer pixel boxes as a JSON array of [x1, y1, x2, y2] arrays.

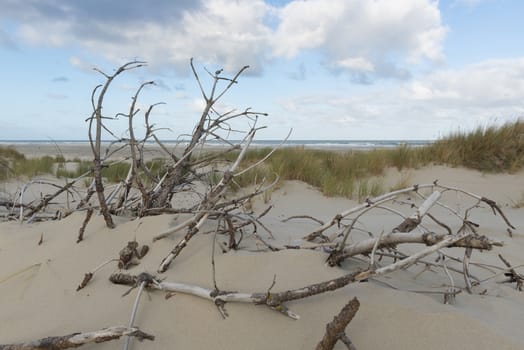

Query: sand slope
[[1, 166, 523, 349]]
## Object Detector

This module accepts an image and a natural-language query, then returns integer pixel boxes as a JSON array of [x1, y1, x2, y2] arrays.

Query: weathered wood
[[76, 258, 118, 291], [394, 191, 441, 232], [0, 326, 154, 350], [114, 235, 470, 320], [329, 231, 500, 266], [149, 59, 251, 209], [89, 62, 144, 228], [498, 254, 524, 291], [157, 131, 256, 273], [303, 184, 436, 241], [77, 207, 94, 243], [316, 297, 360, 350]]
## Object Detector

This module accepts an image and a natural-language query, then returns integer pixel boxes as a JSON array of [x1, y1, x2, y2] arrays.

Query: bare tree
[[87, 61, 147, 228]]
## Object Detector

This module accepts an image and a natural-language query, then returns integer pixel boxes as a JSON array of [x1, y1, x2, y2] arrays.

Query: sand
[[1, 146, 524, 349]]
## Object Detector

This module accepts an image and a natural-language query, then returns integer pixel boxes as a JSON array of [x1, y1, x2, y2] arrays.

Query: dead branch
[[17, 180, 78, 222], [498, 254, 524, 291], [89, 62, 145, 228], [76, 258, 118, 291], [114, 234, 470, 321], [328, 231, 501, 267], [282, 215, 325, 225], [149, 59, 260, 209], [157, 130, 257, 273], [303, 184, 435, 241], [76, 207, 93, 243], [316, 297, 360, 350], [393, 191, 441, 232], [124, 282, 147, 350], [481, 197, 516, 229], [0, 326, 154, 350], [304, 183, 514, 242]]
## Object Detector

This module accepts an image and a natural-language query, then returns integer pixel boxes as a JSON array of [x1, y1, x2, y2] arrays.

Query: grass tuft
[[234, 120, 524, 200], [427, 121, 524, 173]]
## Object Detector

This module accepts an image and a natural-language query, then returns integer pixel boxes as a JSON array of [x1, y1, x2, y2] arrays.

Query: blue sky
[[1, 0, 523, 140]]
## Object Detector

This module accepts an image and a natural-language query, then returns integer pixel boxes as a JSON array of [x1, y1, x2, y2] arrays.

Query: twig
[[76, 258, 118, 291], [369, 230, 385, 269], [77, 207, 94, 243], [442, 256, 457, 304], [282, 215, 325, 225], [463, 247, 473, 293], [498, 254, 524, 291]]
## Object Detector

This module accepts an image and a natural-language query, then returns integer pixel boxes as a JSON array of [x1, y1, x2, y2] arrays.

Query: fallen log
[[0, 326, 154, 350]]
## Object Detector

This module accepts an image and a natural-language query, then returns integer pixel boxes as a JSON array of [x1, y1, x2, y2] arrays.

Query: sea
[[0, 139, 432, 150]]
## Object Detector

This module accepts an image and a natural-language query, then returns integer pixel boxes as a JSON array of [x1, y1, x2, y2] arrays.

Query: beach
[[1, 144, 524, 350]]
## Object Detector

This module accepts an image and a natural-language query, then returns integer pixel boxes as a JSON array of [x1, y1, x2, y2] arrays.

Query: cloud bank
[[1, 0, 446, 77]]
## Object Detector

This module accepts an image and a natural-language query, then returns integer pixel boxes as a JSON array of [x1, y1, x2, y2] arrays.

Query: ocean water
[[0, 139, 432, 149]]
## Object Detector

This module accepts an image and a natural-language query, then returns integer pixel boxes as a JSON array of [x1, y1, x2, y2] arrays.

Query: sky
[[1, 0, 524, 141]]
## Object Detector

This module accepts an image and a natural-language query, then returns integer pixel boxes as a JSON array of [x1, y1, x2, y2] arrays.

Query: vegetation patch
[[1, 120, 522, 200]]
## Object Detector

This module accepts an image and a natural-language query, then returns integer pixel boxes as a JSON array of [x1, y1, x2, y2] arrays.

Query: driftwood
[[88, 62, 147, 228], [24, 176, 86, 219], [157, 130, 257, 273], [304, 182, 513, 242], [17, 180, 79, 222], [148, 59, 265, 209], [0, 326, 154, 350], [316, 297, 360, 350], [111, 234, 471, 320], [76, 207, 93, 243], [76, 258, 118, 291], [3, 59, 522, 348], [328, 231, 502, 267], [498, 254, 524, 291]]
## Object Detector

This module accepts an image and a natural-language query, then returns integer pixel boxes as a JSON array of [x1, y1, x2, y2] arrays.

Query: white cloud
[[4, 0, 446, 79], [10, 0, 272, 74], [272, 0, 447, 77], [279, 58, 524, 139], [403, 58, 524, 106], [335, 57, 375, 72]]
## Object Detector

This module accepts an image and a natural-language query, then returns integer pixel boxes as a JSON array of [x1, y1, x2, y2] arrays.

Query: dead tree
[[87, 61, 147, 228], [147, 58, 264, 209]]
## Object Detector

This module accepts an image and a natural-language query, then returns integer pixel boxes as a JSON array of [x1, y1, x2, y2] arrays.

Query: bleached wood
[[115, 232, 476, 322], [0, 326, 154, 350], [157, 131, 257, 272], [304, 184, 437, 241]]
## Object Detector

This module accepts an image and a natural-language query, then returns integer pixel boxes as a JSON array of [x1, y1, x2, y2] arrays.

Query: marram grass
[[1, 120, 522, 199], [232, 120, 524, 199]]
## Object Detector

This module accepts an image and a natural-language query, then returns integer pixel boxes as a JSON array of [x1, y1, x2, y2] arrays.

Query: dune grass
[[1, 120, 522, 199], [232, 120, 524, 199], [55, 158, 167, 184], [0, 147, 58, 180], [426, 121, 524, 172]]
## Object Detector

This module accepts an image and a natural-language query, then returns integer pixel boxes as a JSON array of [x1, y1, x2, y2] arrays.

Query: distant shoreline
[[0, 139, 432, 149]]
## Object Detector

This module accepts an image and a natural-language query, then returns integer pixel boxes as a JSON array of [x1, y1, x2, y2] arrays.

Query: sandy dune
[[1, 158, 523, 349]]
